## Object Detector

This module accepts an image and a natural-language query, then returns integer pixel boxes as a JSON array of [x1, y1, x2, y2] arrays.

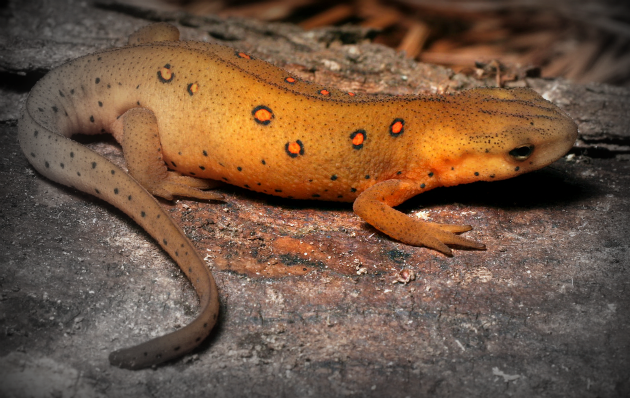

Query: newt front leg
[[353, 179, 486, 256]]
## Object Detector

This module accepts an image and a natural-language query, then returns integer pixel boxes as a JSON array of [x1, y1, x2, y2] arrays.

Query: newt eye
[[509, 144, 534, 161]]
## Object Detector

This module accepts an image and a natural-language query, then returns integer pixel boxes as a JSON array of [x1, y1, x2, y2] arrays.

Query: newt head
[[426, 87, 578, 187]]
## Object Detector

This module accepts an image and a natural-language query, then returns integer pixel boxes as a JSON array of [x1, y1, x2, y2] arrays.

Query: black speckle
[[95, 78, 100, 84], [490, 174, 495, 178], [111, 170, 115, 175], [89, 115, 94, 123], [70, 152, 74, 158], [77, 172, 81, 176], [114, 188, 119, 194], [171, 161, 177, 167], [203, 150, 208, 156], [428, 172, 434, 177], [45, 161, 49, 168], [474, 172, 480, 176], [91, 162, 97, 169], [396, 171, 402, 175], [312, 194, 320, 198], [350, 188, 357, 193], [163, 239, 168, 245], [275, 189, 282, 193], [59, 90, 65, 97], [137, 101, 140, 106], [421, 183, 426, 188], [38, 107, 44, 112], [244, 184, 250, 188], [515, 166, 520, 171], [60, 163, 64, 169], [331, 175, 338, 181], [52, 106, 58, 113], [141, 211, 146, 217], [128, 195, 132, 200], [98, 101, 103, 107], [237, 166, 242, 171], [222, 177, 228, 181], [199, 166, 205, 170], [70, 89, 75, 94], [34, 130, 39, 137], [337, 195, 343, 198], [365, 175, 370, 179], [30, 152, 36, 158], [95, 188, 100, 194], [261, 159, 266, 165]]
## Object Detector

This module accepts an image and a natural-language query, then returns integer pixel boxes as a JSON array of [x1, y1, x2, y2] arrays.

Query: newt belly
[[18, 23, 578, 369]]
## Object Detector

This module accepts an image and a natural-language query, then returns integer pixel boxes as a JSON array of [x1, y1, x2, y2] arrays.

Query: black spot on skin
[[128, 195, 132, 200], [275, 189, 282, 193], [70, 152, 74, 158], [97, 57, 101, 61], [136, 85, 140, 89], [34, 130, 38, 137], [515, 166, 520, 171], [137, 101, 140, 106], [350, 188, 357, 192], [421, 183, 426, 188], [203, 322, 208, 328], [110, 170, 115, 175], [89, 115, 94, 123], [365, 175, 370, 179], [163, 239, 168, 245], [312, 194, 320, 198], [77, 172, 81, 176], [95, 188, 100, 194], [30, 153, 35, 158], [95, 78, 100, 84], [114, 188, 119, 194], [474, 172, 480, 176], [70, 89, 75, 94], [38, 107, 43, 112], [397, 171, 402, 175], [59, 90, 65, 97], [91, 162, 97, 169], [451, 167, 455, 170], [199, 166, 205, 170], [174, 346, 180, 351], [190, 172, 195, 176], [203, 150, 208, 156], [261, 159, 266, 165], [337, 195, 343, 198], [171, 161, 177, 167], [141, 211, 146, 217], [244, 184, 250, 188], [490, 174, 495, 178], [428, 172, 434, 177], [52, 106, 58, 113], [45, 161, 49, 168], [257, 183, 261, 186], [60, 163, 64, 169], [98, 101, 103, 107], [331, 175, 338, 180], [222, 177, 228, 181], [237, 166, 242, 171]]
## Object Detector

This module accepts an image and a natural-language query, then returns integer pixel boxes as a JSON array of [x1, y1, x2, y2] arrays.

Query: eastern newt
[[18, 23, 578, 369]]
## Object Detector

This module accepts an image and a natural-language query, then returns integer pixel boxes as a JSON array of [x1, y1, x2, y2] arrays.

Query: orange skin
[[18, 23, 578, 369]]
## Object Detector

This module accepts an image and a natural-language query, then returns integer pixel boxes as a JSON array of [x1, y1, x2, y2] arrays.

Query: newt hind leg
[[121, 107, 224, 201], [353, 179, 485, 256]]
